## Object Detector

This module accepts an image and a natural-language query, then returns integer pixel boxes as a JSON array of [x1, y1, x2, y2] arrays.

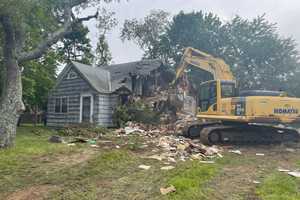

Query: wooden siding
[[47, 68, 120, 128], [96, 94, 119, 127], [47, 70, 98, 127]]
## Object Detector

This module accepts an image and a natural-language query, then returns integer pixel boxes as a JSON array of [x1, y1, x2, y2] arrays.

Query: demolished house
[[47, 60, 167, 127]]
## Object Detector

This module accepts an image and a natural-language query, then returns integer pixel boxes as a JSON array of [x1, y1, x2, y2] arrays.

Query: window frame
[[54, 97, 68, 113], [66, 70, 78, 80]]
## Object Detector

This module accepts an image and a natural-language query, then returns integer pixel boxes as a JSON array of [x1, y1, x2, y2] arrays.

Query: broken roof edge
[[99, 58, 163, 68], [56, 59, 165, 95]]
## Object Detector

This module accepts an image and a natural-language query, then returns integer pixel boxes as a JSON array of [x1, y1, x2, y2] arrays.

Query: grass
[[167, 161, 218, 200], [256, 172, 300, 200], [0, 126, 82, 194], [1, 126, 300, 200]]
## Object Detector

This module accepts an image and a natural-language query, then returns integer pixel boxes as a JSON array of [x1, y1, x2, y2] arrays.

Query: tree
[[166, 11, 227, 64], [95, 8, 117, 66], [122, 10, 300, 93], [58, 23, 94, 65], [22, 50, 58, 124], [223, 15, 299, 90], [95, 34, 112, 66], [121, 9, 170, 60], [0, 0, 117, 148]]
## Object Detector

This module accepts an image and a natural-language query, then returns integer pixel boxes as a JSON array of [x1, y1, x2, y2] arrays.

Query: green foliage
[[22, 51, 58, 111], [122, 10, 300, 94], [223, 15, 299, 91], [128, 101, 160, 125], [95, 8, 117, 66], [121, 9, 170, 59], [58, 23, 94, 65], [167, 11, 225, 63], [59, 124, 111, 138], [112, 105, 131, 127], [113, 101, 160, 127], [95, 34, 112, 66], [256, 173, 300, 200]]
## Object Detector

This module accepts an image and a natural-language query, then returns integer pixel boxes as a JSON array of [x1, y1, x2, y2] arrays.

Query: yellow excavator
[[174, 47, 300, 145]]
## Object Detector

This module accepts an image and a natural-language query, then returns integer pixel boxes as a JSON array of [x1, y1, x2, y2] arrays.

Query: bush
[[113, 101, 160, 127], [59, 124, 110, 138]]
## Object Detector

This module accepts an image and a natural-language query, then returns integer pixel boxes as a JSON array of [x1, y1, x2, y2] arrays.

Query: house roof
[[61, 59, 162, 93]]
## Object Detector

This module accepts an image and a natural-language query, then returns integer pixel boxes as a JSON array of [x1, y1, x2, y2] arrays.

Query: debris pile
[[153, 135, 223, 162], [115, 122, 223, 162], [115, 121, 175, 137]]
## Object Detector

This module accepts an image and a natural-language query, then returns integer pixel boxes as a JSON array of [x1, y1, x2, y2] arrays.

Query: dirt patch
[[56, 149, 97, 165], [207, 144, 300, 200], [38, 148, 97, 167], [208, 165, 259, 200], [6, 185, 57, 200]]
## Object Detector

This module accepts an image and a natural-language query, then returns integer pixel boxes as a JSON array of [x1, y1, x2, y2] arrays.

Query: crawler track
[[184, 122, 300, 145]]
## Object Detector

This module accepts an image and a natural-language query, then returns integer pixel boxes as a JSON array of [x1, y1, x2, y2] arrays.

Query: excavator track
[[185, 123, 300, 145]]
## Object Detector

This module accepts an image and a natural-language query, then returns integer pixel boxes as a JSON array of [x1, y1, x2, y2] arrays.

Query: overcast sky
[[84, 0, 300, 64]]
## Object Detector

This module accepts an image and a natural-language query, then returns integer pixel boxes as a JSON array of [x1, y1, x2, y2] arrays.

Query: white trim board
[[79, 93, 94, 123]]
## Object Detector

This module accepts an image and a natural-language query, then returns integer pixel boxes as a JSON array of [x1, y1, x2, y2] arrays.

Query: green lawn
[[0, 126, 300, 200]]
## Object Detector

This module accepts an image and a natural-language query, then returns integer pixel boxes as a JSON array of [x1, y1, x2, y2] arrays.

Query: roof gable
[[57, 60, 162, 94]]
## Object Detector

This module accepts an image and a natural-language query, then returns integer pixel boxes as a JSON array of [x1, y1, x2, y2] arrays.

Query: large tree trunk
[[0, 6, 98, 148], [0, 15, 25, 148]]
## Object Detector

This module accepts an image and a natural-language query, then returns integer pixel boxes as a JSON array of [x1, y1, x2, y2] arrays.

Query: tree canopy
[[121, 10, 300, 94]]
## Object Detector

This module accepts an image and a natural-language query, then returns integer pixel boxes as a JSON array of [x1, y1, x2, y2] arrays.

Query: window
[[221, 83, 236, 98], [198, 81, 218, 112], [62, 98, 68, 113], [55, 98, 61, 113], [67, 71, 78, 79], [55, 97, 68, 113]]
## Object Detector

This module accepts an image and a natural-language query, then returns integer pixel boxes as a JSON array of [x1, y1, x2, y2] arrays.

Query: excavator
[[173, 47, 300, 145]]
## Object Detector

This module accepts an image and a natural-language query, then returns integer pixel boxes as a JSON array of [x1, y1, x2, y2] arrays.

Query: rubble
[[229, 150, 242, 155], [286, 148, 296, 153], [288, 171, 300, 178], [160, 185, 176, 195], [49, 135, 64, 143], [278, 168, 290, 172], [114, 121, 223, 162], [161, 166, 175, 170], [278, 168, 300, 177], [138, 165, 151, 170], [199, 161, 215, 164]]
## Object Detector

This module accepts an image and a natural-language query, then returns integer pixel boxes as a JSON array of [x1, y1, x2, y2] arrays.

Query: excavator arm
[[173, 47, 235, 84]]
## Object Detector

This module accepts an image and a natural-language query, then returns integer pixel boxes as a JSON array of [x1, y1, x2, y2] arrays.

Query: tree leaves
[[121, 10, 300, 95], [121, 9, 170, 59]]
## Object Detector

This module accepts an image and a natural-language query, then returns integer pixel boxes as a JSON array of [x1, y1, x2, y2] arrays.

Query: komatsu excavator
[[174, 47, 300, 145]]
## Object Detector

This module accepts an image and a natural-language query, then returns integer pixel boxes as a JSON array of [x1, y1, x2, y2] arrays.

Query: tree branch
[[17, 4, 98, 64]]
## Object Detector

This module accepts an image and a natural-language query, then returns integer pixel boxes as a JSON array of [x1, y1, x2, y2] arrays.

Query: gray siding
[[47, 68, 120, 128], [47, 69, 97, 127], [96, 94, 119, 127]]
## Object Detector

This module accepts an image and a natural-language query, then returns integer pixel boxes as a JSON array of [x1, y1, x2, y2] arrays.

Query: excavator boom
[[174, 47, 235, 83], [172, 47, 300, 145]]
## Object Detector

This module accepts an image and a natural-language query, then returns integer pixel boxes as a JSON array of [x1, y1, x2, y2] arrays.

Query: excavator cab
[[198, 80, 237, 113], [174, 47, 300, 144]]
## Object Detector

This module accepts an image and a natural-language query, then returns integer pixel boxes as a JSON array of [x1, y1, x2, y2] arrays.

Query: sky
[[83, 0, 300, 64]]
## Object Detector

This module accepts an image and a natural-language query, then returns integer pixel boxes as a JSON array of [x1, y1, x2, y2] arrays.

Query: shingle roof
[[69, 60, 162, 93]]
